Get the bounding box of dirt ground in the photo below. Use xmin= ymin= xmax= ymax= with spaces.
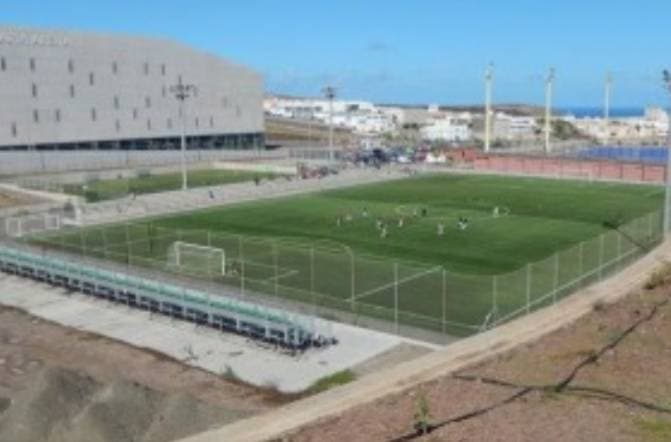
xmin=0 ymin=191 xmax=31 ymax=209
xmin=0 ymin=305 xmax=285 ymax=442
xmin=284 ymin=278 xmax=671 ymax=442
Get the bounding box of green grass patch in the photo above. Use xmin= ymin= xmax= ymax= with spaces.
xmin=63 ymin=169 xmax=280 ymax=202
xmin=305 ymin=370 xmax=356 ymax=394
xmin=634 ymin=417 xmax=671 ymax=442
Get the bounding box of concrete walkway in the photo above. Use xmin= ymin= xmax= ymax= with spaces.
xmin=178 ymin=239 xmax=671 ymax=442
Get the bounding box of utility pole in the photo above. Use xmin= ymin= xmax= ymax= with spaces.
xmin=663 ymin=70 xmax=671 ymax=235
xmin=322 ymin=86 xmax=336 ymax=162
xmin=170 ymin=78 xmax=198 ymax=191
xmin=604 ymin=72 xmax=612 ymax=142
xmin=604 ymin=72 xmax=612 ymax=122
xmin=484 ymin=63 xmax=494 ymax=153
xmin=544 ymin=68 xmax=555 ymax=154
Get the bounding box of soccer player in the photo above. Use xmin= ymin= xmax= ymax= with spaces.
xmin=362 ymin=207 xmax=369 ymax=218
xmin=493 ymin=206 xmax=499 ymax=218
xmin=336 ymin=216 xmax=342 ymax=227
xmin=398 ymin=217 xmax=405 ymax=228
xmin=380 ymin=225 xmax=388 ymax=239
xmin=437 ymin=222 xmax=445 ymax=236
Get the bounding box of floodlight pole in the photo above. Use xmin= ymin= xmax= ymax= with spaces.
xmin=663 ymin=70 xmax=671 ymax=235
xmin=484 ymin=63 xmax=494 ymax=153
xmin=170 ymin=78 xmax=198 ymax=191
xmin=322 ymin=86 xmax=336 ymax=162
xmin=604 ymin=72 xmax=612 ymax=143
xmin=544 ymin=68 xmax=555 ymax=154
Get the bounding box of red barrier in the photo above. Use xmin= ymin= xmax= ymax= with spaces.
xmin=472 ymin=154 xmax=666 ymax=184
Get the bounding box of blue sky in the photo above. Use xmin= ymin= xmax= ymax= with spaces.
xmin=3 ymin=0 xmax=670 ymax=107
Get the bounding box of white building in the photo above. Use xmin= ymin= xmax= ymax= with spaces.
xmin=420 ymin=118 xmax=471 ymax=142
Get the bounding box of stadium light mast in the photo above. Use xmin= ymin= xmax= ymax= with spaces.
xmin=604 ymin=72 xmax=612 ymax=122
xmin=604 ymin=72 xmax=613 ymax=142
xmin=170 ymin=78 xmax=198 ymax=191
xmin=663 ymin=69 xmax=671 ymax=235
xmin=544 ymin=68 xmax=555 ymax=154
xmin=322 ymin=86 xmax=337 ymax=162
xmin=484 ymin=63 xmax=494 ymax=153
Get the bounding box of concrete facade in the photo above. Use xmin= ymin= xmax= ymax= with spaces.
xmin=0 ymin=25 xmax=264 ymax=150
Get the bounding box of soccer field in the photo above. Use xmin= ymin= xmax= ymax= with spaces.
xmin=34 ymin=173 xmax=665 ymax=336
xmin=63 ymin=169 xmax=280 ymax=202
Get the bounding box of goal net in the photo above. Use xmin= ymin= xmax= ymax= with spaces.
xmin=4 ymin=213 xmax=61 ymax=238
xmin=167 ymin=241 xmax=226 ymax=277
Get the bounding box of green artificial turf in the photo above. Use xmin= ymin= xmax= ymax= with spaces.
xmin=63 ymin=169 xmax=279 ymax=202
xmin=39 ymin=173 xmax=664 ymax=335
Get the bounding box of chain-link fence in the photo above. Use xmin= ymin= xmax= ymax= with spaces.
xmin=1 ymin=208 xmax=664 ymax=343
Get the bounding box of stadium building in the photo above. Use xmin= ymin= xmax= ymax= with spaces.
xmin=0 ymin=25 xmax=264 ymax=151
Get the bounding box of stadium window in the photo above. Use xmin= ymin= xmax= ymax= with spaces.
xmin=31 ymin=83 xmax=37 ymax=98
xmin=112 ymin=61 xmax=118 ymax=75
xmin=209 ymin=116 xmax=214 ymax=128
xmin=29 ymin=58 xmax=35 ymax=72
xmin=147 ymin=118 xmax=152 ymax=130
xmin=89 ymin=72 xmax=94 ymax=86
xmin=114 ymin=95 xmax=120 ymax=110
xmin=143 ymin=62 xmax=149 ymax=75
xmin=69 ymin=84 xmax=75 ymax=98
xmin=178 ymin=74 xmax=182 ymax=84
xmin=32 ymin=109 xmax=39 ymax=124
xmin=161 ymin=64 xmax=166 ymax=76
xmin=1 ymin=57 xmax=6 ymax=71
xmin=68 ymin=59 xmax=74 ymax=73
xmin=178 ymin=107 xmax=183 ymax=118
xmin=133 ymin=108 xmax=138 ymax=120
xmin=167 ymin=118 xmax=172 ymax=129
xmin=145 ymin=96 xmax=151 ymax=108
xmin=10 ymin=122 xmax=17 ymax=137
xmin=55 ymin=109 xmax=61 ymax=123
xmin=115 ymin=119 xmax=121 ymax=132
xmin=162 ymin=86 xmax=166 ymax=98
xmin=91 ymin=108 xmax=97 ymax=122
xmin=195 ymin=117 xmax=199 ymax=128
xmin=236 ymin=105 xmax=242 ymax=118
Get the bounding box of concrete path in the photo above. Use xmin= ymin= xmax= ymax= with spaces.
xmin=178 ymin=239 xmax=671 ymax=442
xmin=0 ymin=273 xmax=439 ymax=393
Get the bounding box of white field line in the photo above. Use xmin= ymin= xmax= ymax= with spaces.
xmin=352 ymin=265 xmax=443 ymax=302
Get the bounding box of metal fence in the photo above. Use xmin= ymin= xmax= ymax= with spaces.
xmin=6 ymin=207 xmax=663 ymax=344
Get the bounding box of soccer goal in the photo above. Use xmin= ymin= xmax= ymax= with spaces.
xmin=167 ymin=241 xmax=226 ymax=277
xmin=4 ymin=213 xmax=61 ymax=238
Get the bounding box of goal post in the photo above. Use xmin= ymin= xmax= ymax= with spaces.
xmin=167 ymin=241 xmax=226 ymax=277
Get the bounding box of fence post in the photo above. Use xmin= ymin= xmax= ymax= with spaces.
xmin=578 ymin=241 xmax=584 ymax=285
xmin=442 ymin=269 xmax=447 ymax=335
xmin=80 ymin=228 xmax=86 ymax=257
xmin=310 ymin=247 xmax=315 ymax=312
xmin=492 ymin=275 xmax=498 ymax=324
xmin=273 ymin=240 xmax=279 ymax=297
xmin=648 ymin=212 xmax=654 ymax=242
xmin=350 ymin=250 xmax=356 ymax=312
xmin=101 ymin=228 xmax=108 ymax=259
xmin=617 ymin=230 xmax=623 ymax=267
xmin=525 ymin=263 xmax=532 ymax=315
xmin=239 ymin=235 xmax=245 ymax=296
xmin=394 ymin=262 xmax=399 ymax=334
xmin=553 ymin=252 xmax=559 ymax=303
xmin=207 ymin=230 xmax=212 ymax=247
xmin=598 ymin=234 xmax=605 ymax=281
